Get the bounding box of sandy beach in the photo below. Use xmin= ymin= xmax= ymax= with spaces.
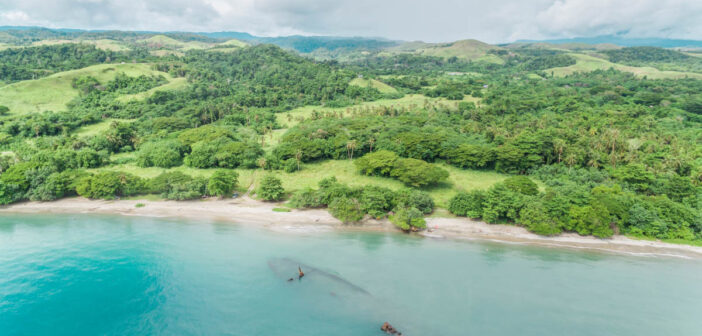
xmin=2 ymin=196 xmax=701 ymax=259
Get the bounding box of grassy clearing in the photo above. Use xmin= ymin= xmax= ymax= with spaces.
xmin=96 ymin=159 xmax=507 ymax=209
xmin=273 ymin=160 xmax=507 ymax=208
xmin=276 ymin=94 xmax=452 ymax=129
xmin=74 ymin=118 xmax=136 ymax=138
xmin=137 ymin=35 xmax=211 ymax=51
xmin=85 ymin=39 xmax=130 ymax=52
xmin=0 ymin=63 xmax=170 ymax=116
xmin=117 ymin=77 xmax=188 ymax=102
xmin=547 ymin=53 xmax=702 ymax=79
xmin=217 ymin=39 xmax=249 ymax=48
xmin=387 ymin=39 xmax=505 ymax=64
xmin=349 ymin=78 xmax=398 ymax=93
xmin=30 ymin=39 xmax=74 ymax=46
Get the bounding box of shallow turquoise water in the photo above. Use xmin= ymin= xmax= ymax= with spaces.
xmin=1 ymin=214 xmax=701 ymax=335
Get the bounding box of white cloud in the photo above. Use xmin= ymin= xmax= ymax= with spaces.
xmin=0 ymin=0 xmax=700 ymax=43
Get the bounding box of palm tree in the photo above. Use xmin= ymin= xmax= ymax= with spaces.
xmin=346 ymin=140 xmax=357 ymax=160
xmin=553 ymin=139 xmax=566 ymax=164
xmin=565 ymin=153 xmax=577 ymax=171
xmin=295 ymin=149 xmax=303 ymax=171
xmin=368 ymin=138 xmax=376 ymax=152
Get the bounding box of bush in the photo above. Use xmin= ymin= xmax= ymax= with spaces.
xmin=354 ymin=150 xmax=398 ymax=176
xmin=186 ymin=138 xmax=262 ymax=169
xmin=566 ymin=202 xmax=614 ymax=238
xmin=390 ymin=158 xmax=448 ymax=187
xmin=328 ymin=197 xmax=364 ymax=223
xmin=481 ymin=183 xmax=527 ymax=223
xmin=135 ymin=140 xmax=187 ymax=168
xmin=448 ymin=190 xmax=486 ymax=218
xmin=289 ymin=188 xmax=324 ymax=208
xmin=390 ymin=207 xmax=426 ymax=231
xmin=257 ymin=175 xmax=285 ymax=201
xmin=359 ymin=186 xmax=396 ymax=218
xmin=519 ymin=202 xmax=562 ymax=236
xmin=165 ymin=178 xmax=207 ymax=200
xmin=394 ymin=189 xmax=434 ymax=214
xmin=207 ymin=170 xmax=238 ymax=198
xmin=76 ymin=171 xmax=145 ymax=199
xmin=147 ymin=171 xmax=206 ymax=200
xmin=503 ymin=176 xmax=539 ymax=196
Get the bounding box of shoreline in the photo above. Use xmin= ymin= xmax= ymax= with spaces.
xmin=2 ymin=197 xmax=702 ymax=259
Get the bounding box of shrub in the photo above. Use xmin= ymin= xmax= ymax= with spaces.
xmin=257 ymin=175 xmax=285 ymax=201
xmin=135 ymin=140 xmax=187 ymax=168
xmin=390 ymin=207 xmax=426 ymax=231
xmin=354 ymin=150 xmax=398 ymax=176
xmin=359 ymin=186 xmax=396 ymax=218
xmin=164 ymin=178 xmax=207 ymax=200
xmin=76 ymin=171 xmax=145 ymax=199
xmin=289 ymin=188 xmax=324 ymax=208
xmin=503 ymin=176 xmax=539 ymax=196
xmin=448 ymin=190 xmax=487 ymax=218
xmin=186 ymin=138 xmax=262 ymax=169
xmin=519 ymin=202 xmax=562 ymax=236
xmin=147 ymin=171 xmax=206 ymax=200
xmin=481 ymin=183 xmax=528 ymax=223
xmin=328 ymin=197 xmax=364 ymax=223
xmin=390 ymin=158 xmax=448 ymax=187
xmin=394 ymin=189 xmax=434 ymax=214
xmin=207 ymin=170 xmax=239 ymax=198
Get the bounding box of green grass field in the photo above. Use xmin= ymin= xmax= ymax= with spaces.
xmin=74 ymin=118 xmax=136 ymax=138
xmin=0 ymin=63 xmax=176 ymax=115
xmin=96 ymin=159 xmax=507 ymax=208
xmin=137 ymin=35 xmax=211 ymax=51
xmin=384 ymin=39 xmax=504 ymax=64
xmin=217 ymin=39 xmax=249 ymax=48
xmin=547 ymin=53 xmax=702 ymax=79
xmin=349 ymin=77 xmax=398 ymax=93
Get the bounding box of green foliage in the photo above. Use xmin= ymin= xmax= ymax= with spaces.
xmin=76 ymin=171 xmax=145 ymax=200
xmin=481 ymin=183 xmax=528 ymax=223
xmin=503 ymin=176 xmax=539 ymax=196
xmin=390 ymin=207 xmax=426 ymax=231
xmin=207 ymin=170 xmax=239 ymax=198
xmin=518 ymin=202 xmax=562 ymax=236
xmin=359 ymin=185 xmax=396 ymax=218
xmin=567 ymin=202 xmax=615 ymax=238
xmin=289 ymin=188 xmax=325 ymax=208
xmin=147 ymin=171 xmax=207 ymax=200
xmin=354 ymin=150 xmax=398 ymax=176
xmin=390 ymin=158 xmax=449 ymax=187
xmin=257 ymin=175 xmax=285 ymax=201
xmin=135 ymin=140 xmax=187 ymax=168
xmin=394 ymin=189 xmax=435 ymax=214
xmin=448 ymin=190 xmax=486 ymax=218
xmin=328 ymin=197 xmax=364 ymax=223
xmin=185 ymin=138 xmax=262 ymax=169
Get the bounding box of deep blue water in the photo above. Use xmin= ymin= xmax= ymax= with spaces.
xmin=1 ymin=214 xmax=701 ymax=335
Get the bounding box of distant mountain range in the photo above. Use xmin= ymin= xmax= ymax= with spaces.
xmin=515 ymin=35 xmax=702 ymax=49
xmin=2 ymin=26 xmax=701 ymax=53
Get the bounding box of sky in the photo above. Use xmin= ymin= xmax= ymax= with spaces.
xmin=1 ymin=0 xmax=701 ymax=43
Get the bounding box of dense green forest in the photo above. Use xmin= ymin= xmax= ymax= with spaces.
xmin=0 ymin=31 xmax=700 ymax=244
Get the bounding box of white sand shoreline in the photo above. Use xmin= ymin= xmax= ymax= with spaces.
xmin=1 ymin=197 xmax=701 ymax=259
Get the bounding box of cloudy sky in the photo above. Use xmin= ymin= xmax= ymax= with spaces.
xmin=1 ymin=0 xmax=701 ymax=43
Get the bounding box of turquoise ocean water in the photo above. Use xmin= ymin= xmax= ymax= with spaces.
xmin=1 ymin=214 xmax=700 ymax=335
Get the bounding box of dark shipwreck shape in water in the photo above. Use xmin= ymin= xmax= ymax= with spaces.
xmin=267 ymin=257 xmax=371 ymax=296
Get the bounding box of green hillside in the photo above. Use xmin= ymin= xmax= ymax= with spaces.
xmin=0 ymin=63 xmax=172 ymax=115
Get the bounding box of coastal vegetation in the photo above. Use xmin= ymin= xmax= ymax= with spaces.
xmin=0 ymin=29 xmax=700 ymax=245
